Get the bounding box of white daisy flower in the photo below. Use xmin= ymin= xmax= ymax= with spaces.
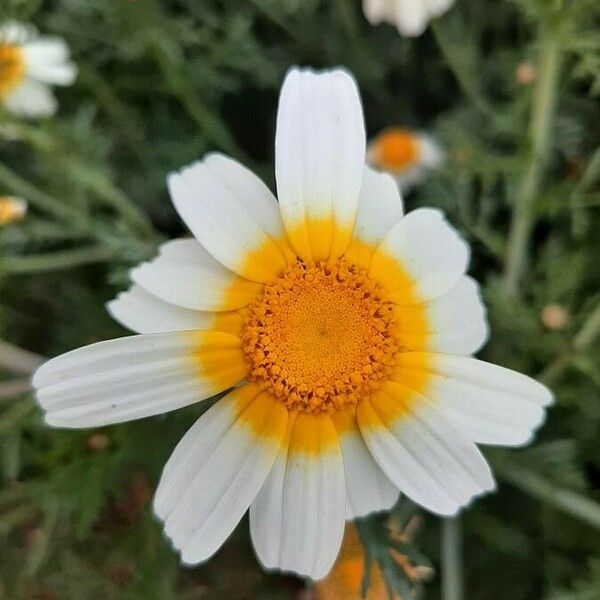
xmin=363 ymin=0 xmax=455 ymax=37
xmin=32 ymin=67 xmax=552 ymax=581
xmin=0 ymin=21 xmax=76 ymax=118
xmin=367 ymin=127 xmax=444 ymax=192
xmin=0 ymin=195 xmax=27 ymax=224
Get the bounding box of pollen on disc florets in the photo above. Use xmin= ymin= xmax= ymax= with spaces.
xmin=241 ymin=259 xmax=399 ymax=415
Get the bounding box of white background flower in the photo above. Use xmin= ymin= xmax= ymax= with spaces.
xmin=363 ymin=0 xmax=456 ymax=37
xmin=0 ymin=21 xmax=76 ymax=117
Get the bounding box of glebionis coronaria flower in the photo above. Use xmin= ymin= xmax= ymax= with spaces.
xmin=33 ymin=67 xmax=552 ymax=581
xmin=0 ymin=21 xmax=76 ymax=117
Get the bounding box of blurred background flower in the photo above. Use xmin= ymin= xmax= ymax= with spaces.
xmin=363 ymin=0 xmax=455 ymax=36
xmin=0 ymin=21 xmax=76 ymax=117
xmin=0 ymin=194 xmax=26 ymax=224
xmin=367 ymin=127 xmax=444 ymax=192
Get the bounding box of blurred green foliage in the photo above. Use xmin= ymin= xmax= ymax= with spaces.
xmin=0 ymin=0 xmax=599 ymax=598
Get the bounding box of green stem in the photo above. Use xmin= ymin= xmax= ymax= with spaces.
xmin=430 ymin=20 xmax=492 ymax=116
xmin=503 ymin=35 xmax=561 ymax=298
xmin=76 ymin=62 xmax=152 ymax=167
xmin=0 ymin=341 xmax=44 ymax=375
xmin=0 ymin=245 xmax=114 ymax=275
xmin=0 ymin=380 xmax=31 ymax=399
xmin=539 ymin=300 xmax=600 ymax=385
xmin=152 ymin=47 xmax=246 ymax=160
xmin=0 ymin=161 xmax=86 ymax=227
xmin=441 ymin=517 xmax=463 ymax=600
xmin=494 ymin=460 xmax=600 ymax=530
xmin=2 ymin=121 xmax=156 ymax=239
xmin=0 ymin=401 xmax=34 ymax=434
xmin=68 ymin=161 xmax=156 ymax=239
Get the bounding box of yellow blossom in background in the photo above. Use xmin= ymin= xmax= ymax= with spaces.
xmin=0 ymin=21 xmax=76 ymax=117
xmin=0 ymin=195 xmax=27 ymax=225
xmin=367 ymin=127 xmax=444 ymax=192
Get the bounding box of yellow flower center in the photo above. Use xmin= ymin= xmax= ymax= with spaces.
xmin=373 ymin=128 xmax=420 ymax=172
xmin=241 ymin=259 xmax=399 ymax=414
xmin=0 ymin=44 xmax=25 ymax=97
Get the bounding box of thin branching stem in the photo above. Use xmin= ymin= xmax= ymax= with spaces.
xmin=0 ymin=245 xmax=114 ymax=275
xmin=0 ymin=161 xmax=86 ymax=226
xmin=442 ymin=517 xmax=463 ymax=600
xmin=540 ymin=300 xmax=600 ymax=385
xmin=503 ymin=32 xmax=562 ymax=298
xmin=430 ymin=19 xmax=493 ymax=116
xmin=0 ymin=379 xmax=32 ymax=400
xmin=2 ymin=122 xmax=156 ymax=239
xmin=0 ymin=341 xmax=44 ymax=375
xmin=152 ymin=46 xmax=248 ymax=161
xmin=494 ymin=460 xmax=600 ymax=530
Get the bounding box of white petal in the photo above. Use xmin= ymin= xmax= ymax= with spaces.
xmin=275 ymin=67 xmax=366 ymax=261
xmin=394 ymin=352 xmax=553 ymax=446
xmin=27 ymin=62 xmax=76 ymax=86
xmin=0 ymin=21 xmax=35 ymax=45
xmin=156 ymin=386 xmax=288 ymax=564
xmin=363 ymin=0 xmax=396 ymax=24
xmin=358 ymin=384 xmax=495 ymax=516
xmin=168 ymin=153 xmax=288 ymax=282
xmin=393 ymin=0 xmax=430 ymax=36
xmin=23 ymin=38 xmax=69 ymax=63
xmin=250 ymin=412 xmax=345 ymax=580
xmin=393 ymin=276 xmax=488 ymax=355
xmin=417 ymin=133 xmax=445 ymax=169
xmin=425 ymin=276 xmax=488 ymax=354
xmin=107 ymin=285 xmax=215 ymax=334
xmin=155 ymin=238 xmax=209 ymax=263
xmin=371 ymin=208 xmax=470 ymax=303
xmin=3 ymin=79 xmax=57 ymax=118
xmin=392 ymin=165 xmax=427 ymax=193
xmin=354 ymin=166 xmax=404 ymax=247
xmin=33 ymin=331 xmax=248 ymax=428
xmin=130 ymin=239 xmax=262 ymax=311
xmin=423 ymin=0 xmax=455 ymax=17
xmin=23 ymin=38 xmax=76 ymax=85
xmin=332 ymin=413 xmax=400 ymax=520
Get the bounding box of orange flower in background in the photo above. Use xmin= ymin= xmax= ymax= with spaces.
xmin=0 ymin=195 xmax=27 ymax=225
xmin=367 ymin=128 xmax=444 ymax=192
xmin=314 ymin=520 xmax=432 ymax=599
xmin=314 ymin=524 xmax=398 ymax=600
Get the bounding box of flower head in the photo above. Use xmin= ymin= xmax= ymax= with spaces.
xmin=0 ymin=195 xmax=27 ymax=224
xmin=0 ymin=21 xmax=76 ymax=118
xmin=33 ymin=67 xmax=552 ymax=581
xmin=367 ymin=127 xmax=444 ymax=192
xmin=363 ymin=0 xmax=455 ymax=37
